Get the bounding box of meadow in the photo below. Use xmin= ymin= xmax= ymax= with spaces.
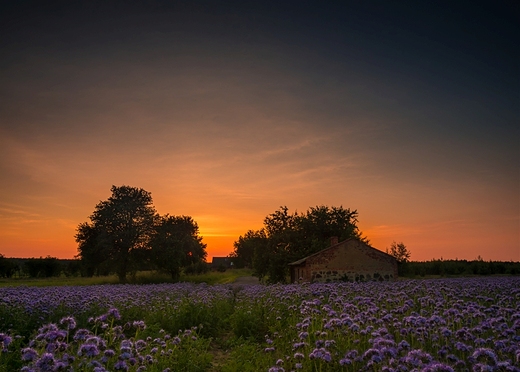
xmin=0 ymin=277 xmax=518 ymax=371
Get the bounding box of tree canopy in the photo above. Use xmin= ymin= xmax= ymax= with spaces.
xmin=386 ymin=241 xmax=411 ymax=263
xmin=232 ymin=205 xmax=367 ymax=283
xmin=76 ymin=185 xmax=206 ymax=282
xmin=150 ymin=215 xmax=207 ymax=280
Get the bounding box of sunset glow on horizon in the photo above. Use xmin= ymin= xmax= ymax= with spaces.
xmin=1 ymin=1 xmax=518 ymax=262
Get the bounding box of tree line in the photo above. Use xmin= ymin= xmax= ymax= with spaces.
xmin=0 ymin=255 xmax=81 ymax=278
xmin=400 ymin=258 xmax=520 ymax=277
xmin=75 ymin=185 xmax=207 ymax=282
xmin=230 ymin=205 xmax=368 ymax=283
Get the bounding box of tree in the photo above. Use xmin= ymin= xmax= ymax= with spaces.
xmin=76 ymin=222 xmax=111 ymax=277
xmin=150 ymin=215 xmax=207 ymax=281
xmin=230 ymin=229 xmax=267 ymax=268
xmin=76 ymin=185 xmax=157 ymax=282
xmin=237 ymin=205 xmax=367 ymax=283
xmin=0 ymin=254 xmax=17 ymax=278
xmin=386 ymin=241 xmax=411 ymax=263
xmin=23 ymin=256 xmax=62 ymax=278
xmin=386 ymin=241 xmax=411 ymax=277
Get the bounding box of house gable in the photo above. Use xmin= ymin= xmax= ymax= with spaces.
xmin=289 ymin=238 xmax=398 ymax=283
xmin=210 ymin=257 xmax=234 ymax=269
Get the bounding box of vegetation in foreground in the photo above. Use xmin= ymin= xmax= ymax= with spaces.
xmin=1 ymin=277 xmax=519 ymax=371
xmin=0 ymin=269 xmax=254 ymax=288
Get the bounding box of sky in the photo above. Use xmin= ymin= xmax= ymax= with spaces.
xmin=0 ymin=1 xmax=518 ymax=262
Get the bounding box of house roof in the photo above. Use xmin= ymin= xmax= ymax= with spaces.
xmin=288 ymin=238 xmax=396 ymax=266
xmin=210 ymin=257 xmax=234 ymax=266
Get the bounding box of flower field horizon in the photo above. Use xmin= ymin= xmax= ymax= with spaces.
xmin=1 ymin=277 xmax=519 ymax=371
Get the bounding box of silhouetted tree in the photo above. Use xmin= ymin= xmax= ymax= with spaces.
xmin=238 ymin=205 xmax=367 ymax=283
xmin=231 ymin=229 xmax=267 ymax=268
xmin=76 ymin=222 xmax=111 ymax=276
xmin=0 ymin=254 xmax=17 ymax=278
xmin=386 ymin=241 xmax=411 ymax=276
xmin=386 ymin=241 xmax=411 ymax=263
xmin=76 ymin=185 xmax=157 ymax=282
xmin=23 ymin=256 xmax=62 ymax=278
xmin=150 ymin=215 xmax=207 ymax=281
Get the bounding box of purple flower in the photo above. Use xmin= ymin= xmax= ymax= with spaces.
xmin=21 ymin=347 xmax=38 ymax=362
xmin=133 ymin=320 xmax=146 ymax=330
xmin=114 ymin=360 xmax=129 ymax=371
xmin=309 ymin=347 xmax=332 ymax=362
xmin=78 ymin=343 xmax=100 ymax=357
xmin=107 ymin=308 xmax=121 ymax=320
xmin=73 ymin=329 xmax=91 ymax=341
xmin=36 ymin=353 xmax=55 ymax=371
xmin=363 ymin=348 xmax=383 ymax=363
xmin=404 ymin=349 xmax=433 ymax=367
xmin=455 ymin=342 xmax=472 ymax=352
xmin=471 ymin=348 xmax=498 ymax=365
xmin=44 ymin=330 xmax=67 ymax=342
xmin=135 ymin=339 xmax=147 ymax=351
xmin=0 ymin=333 xmax=12 ymax=351
xmin=59 ymin=316 xmax=77 ymax=330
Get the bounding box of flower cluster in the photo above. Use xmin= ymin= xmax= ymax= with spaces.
xmin=1 ymin=277 xmax=519 ymax=371
xmin=246 ymin=277 xmax=520 ymax=371
xmin=19 ymin=309 xmax=210 ymax=372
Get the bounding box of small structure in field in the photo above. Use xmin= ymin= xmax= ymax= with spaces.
xmin=210 ymin=257 xmax=234 ymax=271
xmin=289 ymin=237 xmax=398 ymax=283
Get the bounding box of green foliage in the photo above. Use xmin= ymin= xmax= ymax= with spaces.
xmin=219 ymin=341 xmax=271 ymax=372
xmin=386 ymin=241 xmax=411 ymax=276
xmin=150 ymin=215 xmax=207 ymax=281
xmin=230 ymin=229 xmax=267 ymax=268
xmin=181 ymin=268 xmax=254 ymax=285
xmin=230 ymin=303 xmax=270 ymax=342
xmin=75 ymin=186 xmax=209 ymax=283
xmin=0 ymin=255 xmax=17 ymax=278
xmin=236 ymin=205 xmax=367 ymax=283
xmin=386 ymin=241 xmax=411 ymax=263
xmin=76 ymin=185 xmax=158 ymax=282
xmin=403 ymin=259 xmax=520 ymax=277
xmin=22 ymin=256 xmax=62 ymax=278
xmin=184 ymin=261 xmax=210 ymax=275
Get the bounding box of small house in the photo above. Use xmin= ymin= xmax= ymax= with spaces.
xmin=289 ymin=238 xmax=398 ymax=283
xmin=210 ymin=257 xmax=234 ymax=270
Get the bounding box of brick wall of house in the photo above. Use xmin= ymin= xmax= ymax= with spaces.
xmin=291 ymin=239 xmax=397 ymax=283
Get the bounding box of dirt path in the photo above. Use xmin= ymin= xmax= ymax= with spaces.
xmin=209 ymin=276 xmax=262 ymax=371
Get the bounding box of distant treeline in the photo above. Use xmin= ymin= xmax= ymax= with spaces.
xmin=1 ymin=254 xmax=519 ymax=279
xmin=400 ymin=259 xmax=520 ymax=277
xmin=0 ymin=255 xmax=82 ymax=278
xmin=0 ymin=254 xmax=209 ymax=279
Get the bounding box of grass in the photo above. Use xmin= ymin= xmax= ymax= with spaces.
xmin=0 ymin=268 xmax=255 ymax=287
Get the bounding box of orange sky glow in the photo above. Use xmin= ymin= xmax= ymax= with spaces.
xmin=0 ymin=2 xmax=518 ymax=262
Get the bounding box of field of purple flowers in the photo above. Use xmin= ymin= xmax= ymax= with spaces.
xmin=0 ymin=277 xmax=519 ymax=371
